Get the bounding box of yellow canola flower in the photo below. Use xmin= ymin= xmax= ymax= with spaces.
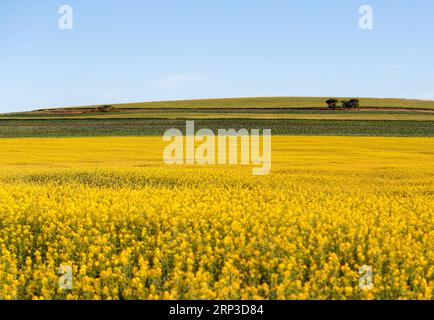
xmin=0 ymin=136 xmax=432 ymax=300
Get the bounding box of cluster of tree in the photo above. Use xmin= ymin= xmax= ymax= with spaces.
xmin=326 ymin=99 xmax=360 ymax=110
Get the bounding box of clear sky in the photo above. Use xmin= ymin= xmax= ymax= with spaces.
xmin=1 ymin=0 xmax=433 ymax=112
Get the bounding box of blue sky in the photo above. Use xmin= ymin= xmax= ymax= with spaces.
xmin=1 ymin=0 xmax=433 ymax=112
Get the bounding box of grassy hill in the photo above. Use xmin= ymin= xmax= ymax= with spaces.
xmin=23 ymin=97 xmax=434 ymax=113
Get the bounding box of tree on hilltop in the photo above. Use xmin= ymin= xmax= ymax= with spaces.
xmin=326 ymin=99 xmax=339 ymax=109
xmin=348 ymin=99 xmax=360 ymax=109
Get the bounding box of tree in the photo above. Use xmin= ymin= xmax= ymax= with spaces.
xmin=341 ymin=100 xmax=350 ymax=109
xmin=326 ymin=99 xmax=339 ymax=109
xmin=348 ymin=99 xmax=360 ymax=109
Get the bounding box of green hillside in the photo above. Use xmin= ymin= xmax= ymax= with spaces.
xmin=27 ymin=97 xmax=434 ymax=113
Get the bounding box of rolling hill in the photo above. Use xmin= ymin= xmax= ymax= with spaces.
xmin=12 ymin=96 xmax=434 ymax=115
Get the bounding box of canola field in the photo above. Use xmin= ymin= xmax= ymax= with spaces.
xmin=0 ymin=136 xmax=433 ymax=300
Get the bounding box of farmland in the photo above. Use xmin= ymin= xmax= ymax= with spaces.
xmin=3 ymin=109 xmax=434 ymax=121
xmin=1 ymin=97 xmax=433 ymax=138
xmin=0 ymin=136 xmax=433 ymax=300
xmin=0 ymin=97 xmax=433 ymax=300
xmin=0 ymin=118 xmax=432 ymax=138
